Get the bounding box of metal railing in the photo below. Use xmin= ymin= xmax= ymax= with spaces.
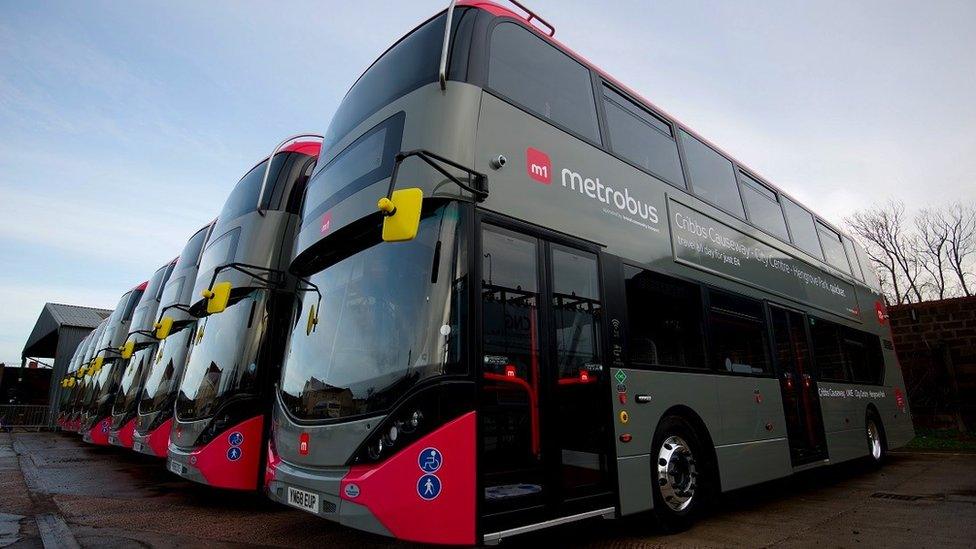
xmin=0 ymin=405 xmax=52 ymax=431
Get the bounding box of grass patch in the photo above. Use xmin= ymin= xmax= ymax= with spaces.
xmin=905 ymin=428 xmax=976 ymax=451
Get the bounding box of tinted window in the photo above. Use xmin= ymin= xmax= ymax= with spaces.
xmin=680 ymin=131 xmax=744 ymax=218
xmin=810 ymin=316 xmax=848 ymax=381
xmin=782 ymin=197 xmax=824 ymax=259
xmin=551 ymin=246 xmax=602 ymax=380
xmin=817 ymin=222 xmax=851 ymax=275
xmin=855 ymin=245 xmax=882 ymax=291
xmin=302 ymin=113 xmax=404 ymax=231
xmin=602 ymin=86 xmax=684 ymax=187
xmin=843 ymin=236 xmax=864 ymax=281
xmin=707 ymin=290 xmax=770 ymax=374
xmin=217 ymin=155 xmax=286 ymax=224
xmin=739 ymin=172 xmax=789 ymax=240
xmin=323 ymin=13 xmax=446 ymax=152
xmin=624 ymin=267 xmax=706 ymax=369
xmin=175 ymin=225 xmax=211 ymax=273
xmin=489 ymin=22 xmax=601 ymax=143
xmin=843 ymin=328 xmax=884 ymax=384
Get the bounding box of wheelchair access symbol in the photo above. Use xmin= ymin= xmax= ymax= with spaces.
xmin=418 ymin=447 xmax=442 ymax=473
xmin=228 ymin=431 xmax=244 ymax=446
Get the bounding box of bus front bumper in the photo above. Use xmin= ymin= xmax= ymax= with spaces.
xmin=82 ymin=417 xmax=111 ymax=446
xmin=132 ymin=418 xmax=172 ymax=457
xmin=166 ymin=415 xmax=263 ymax=490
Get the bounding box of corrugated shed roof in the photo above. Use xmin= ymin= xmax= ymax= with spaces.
xmin=22 ymin=303 xmax=113 ymax=358
xmin=45 ymin=303 xmax=112 ymax=329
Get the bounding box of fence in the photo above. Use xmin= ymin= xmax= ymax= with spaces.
xmin=0 ymin=405 xmax=52 ymax=431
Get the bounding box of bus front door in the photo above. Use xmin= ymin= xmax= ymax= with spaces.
xmin=478 ymin=222 xmax=614 ymax=532
xmin=770 ymin=306 xmax=828 ymax=465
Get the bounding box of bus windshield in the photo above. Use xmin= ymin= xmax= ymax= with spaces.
xmin=175 ymin=290 xmax=268 ymax=421
xmin=90 ymin=359 xmax=120 ymax=410
xmin=112 ymin=346 xmax=154 ymax=418
xmin=280 ymin=203 xmax=466 ymax=421
xmin=140 ymin=322 xmax=195 ymax=415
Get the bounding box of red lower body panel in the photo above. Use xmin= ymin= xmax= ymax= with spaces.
xmin=85 ymin=417 xmax=111 ymax=446
xmin=115 ymin=418 xmax=136 ymax=448
xmin=185 ymin=415 xmax=263 ymax=490
xmin=141 ymin=418 xmax=172 ymax=457
xmin=339 ymin=411 xmax=476 ymax=545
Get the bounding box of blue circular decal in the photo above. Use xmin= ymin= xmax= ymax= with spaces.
xmin=228 ymin=431 xmax=244 ymax=446
xmin=417 ymin=474 xmax=441 ymax=501
xmin=418 ymin=447 xmax=443 ymax=473
xmin=227 ymin=446 xmax=242 ymax=461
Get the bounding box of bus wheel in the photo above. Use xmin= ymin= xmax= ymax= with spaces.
xmin=651 ymin=416 xmax=705 ymax=532
xmin=866 ymin=412 xmax=886 ymax=467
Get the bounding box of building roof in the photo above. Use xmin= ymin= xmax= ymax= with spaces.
xmin=22 ymin=303 xmax=113 ymax=358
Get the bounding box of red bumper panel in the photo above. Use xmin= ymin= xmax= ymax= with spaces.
xmin=86 ymin=417 xmax=111 ymax=446
xmin=185 ymin=415 xmax=263 ymax=490
xmin=340 ymin=411 xmax=476 ymax=545
xmin=115 ymin=418 xmax=137 ymax=448
xmin=142 ymin=418 xmax=172 ymax=457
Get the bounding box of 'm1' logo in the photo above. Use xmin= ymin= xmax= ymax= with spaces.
xmin=299 ymin=432 xmax=309 ymax=455
xmin=526 ymin=147 xmax=551 ymax=184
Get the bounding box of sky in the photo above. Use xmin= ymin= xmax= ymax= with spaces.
xmin=1 ymin=0 xmax=974 ymax=363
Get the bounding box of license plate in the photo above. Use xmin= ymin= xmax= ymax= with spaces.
xmin=132 ymin=441 xmax=143 ymax=452
xmin=169 ymin=461 xmax=185 ymax=475
xmin=287 ymin=486 xmax=319 ymax=513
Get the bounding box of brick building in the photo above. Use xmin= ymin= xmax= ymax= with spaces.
xmin=888 ymin=296 xmax=976 ymax=431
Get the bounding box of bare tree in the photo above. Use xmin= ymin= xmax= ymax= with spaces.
xmin=945 ymin=203 xmax=976 ymax=296
xmin=846 ymin=201 xmax=924 ymax=304
xmin=916 ymin=208 xmax=951 ymax=299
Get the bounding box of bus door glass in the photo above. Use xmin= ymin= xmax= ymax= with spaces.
xmin=479 ymin=223 xmax=611 ymax=524
xmin=769 ymin=306 xmax=827 ymax=464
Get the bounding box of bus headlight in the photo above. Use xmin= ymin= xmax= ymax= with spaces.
xmin=367 ymin=437 xmax=385 ymax=461
xmin=402 ymin=410 xmax=423 ymax=434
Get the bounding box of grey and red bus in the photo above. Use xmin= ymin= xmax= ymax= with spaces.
xmin=266 ymin=1 xmax=912 ymax=544
xmin=108 ymin=258 xmax=177 ymax=448
xmin=166 ymin=138 xmax=321 ymax=490
xmin=132 ymin=221 xmax=215 ymax=458
xmin=64 ymin=318 xmax=109 ymax=432
xmin=81 ymin=282 xmax=146 ymax=445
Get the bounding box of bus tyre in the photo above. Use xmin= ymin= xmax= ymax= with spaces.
xmin=651 ymin=416 xmax=707 ymax=533
xmin=866 ymin=412 xmax=886 ymax=467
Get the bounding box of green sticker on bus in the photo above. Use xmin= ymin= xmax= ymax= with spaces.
xmin=614 ymin=369 xmax=627 ymax=384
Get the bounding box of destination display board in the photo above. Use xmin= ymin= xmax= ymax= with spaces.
xmin=669 ymin=199 xmax=860 ymax=319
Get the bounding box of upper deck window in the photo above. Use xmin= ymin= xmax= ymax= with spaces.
xmin=602 ymin=85 xmax=684 ymax=187
xmin=217 ymin=156 xmax=283 ymax=225
xmin=781 ymin=196 xmax=824 ymax=260
xmin=739 ymin=172 xmax=789 ymax=241
xmin=488 ymin=22 xmax=601 ymax=144
xmin=322 ymin=13 xmax=447 ymax=153
xmin=816 ymin=221 xmax=852 ymax=275
xmin=680 ymin=131 xmax=745 ymax=218
xmin=842 ymin=236 xmax=864 ymax=281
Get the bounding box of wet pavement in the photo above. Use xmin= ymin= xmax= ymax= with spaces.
xmin=2 ymin=431 xmax=975 ymax=548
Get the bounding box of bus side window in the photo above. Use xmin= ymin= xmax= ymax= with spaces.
xmin=844 ymin=328 xmax=885 ymax=385
xmin=623 ymin=266 xmax=706 ymax=369
xmin=705 ymin=290 xmax=770 ymax=375
xmin=809 ymin=316 xmax=850 ymax=382
xmin=601 ymin=85 xmax=685 ymax=189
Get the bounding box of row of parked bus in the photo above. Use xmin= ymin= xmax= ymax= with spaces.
xmin=52 ymin=1 xmax=913 ymax=545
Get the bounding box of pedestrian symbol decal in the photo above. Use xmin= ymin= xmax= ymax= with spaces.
xmin=227 ymin=446 xmax=242 ymax=461
xmin=228 ymin=431 xmax=244 ymax=446
xmin=417 ymin=474 xmax=441 ymax=500
xmin=418 ymin=447 xmax=442 ymax=473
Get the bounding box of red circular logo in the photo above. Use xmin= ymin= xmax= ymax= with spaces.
xmin=874 ymin=301 xmax=888 ymax=325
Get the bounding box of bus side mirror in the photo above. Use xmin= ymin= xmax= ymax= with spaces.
xmin=202 ymin=281 xmax=232 ymax=314
xmin=378 ymin=188 xmax=424 ymax=242
xmin=120 ymin=339 xmax=135 ymax=359
xmin=92 ymin=356 xmax=104 ymax=372
xmin=155 ymin=316 xmax=174 ymax=340
xmin=306 ymin=304 xmax=318 ymax=336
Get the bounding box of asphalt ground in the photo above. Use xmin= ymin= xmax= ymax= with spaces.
xmin=1 ymin=431 xmax=974 ymax=548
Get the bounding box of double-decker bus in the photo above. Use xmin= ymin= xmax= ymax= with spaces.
xmin=65 ymin=319 xmax=108 ymax=432
xmin=82 ymin=282 xmax=146 ymax=445
xmin=133 ymin=221 xmax=215 ymax=458
xmin=166 ymin=138 xmax=321 ymax=490
xmin=108 ymin=258 xmax=177 ymax=448
xmin=266 ymin=2 xmax=913 ymax=544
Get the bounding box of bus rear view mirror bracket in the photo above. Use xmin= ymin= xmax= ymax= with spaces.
xmin=378 ymin=149 xmax=488 ymax=242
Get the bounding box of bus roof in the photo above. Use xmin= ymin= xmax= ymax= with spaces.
xmin=458 ymin=0 xmax=853 ymax=239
